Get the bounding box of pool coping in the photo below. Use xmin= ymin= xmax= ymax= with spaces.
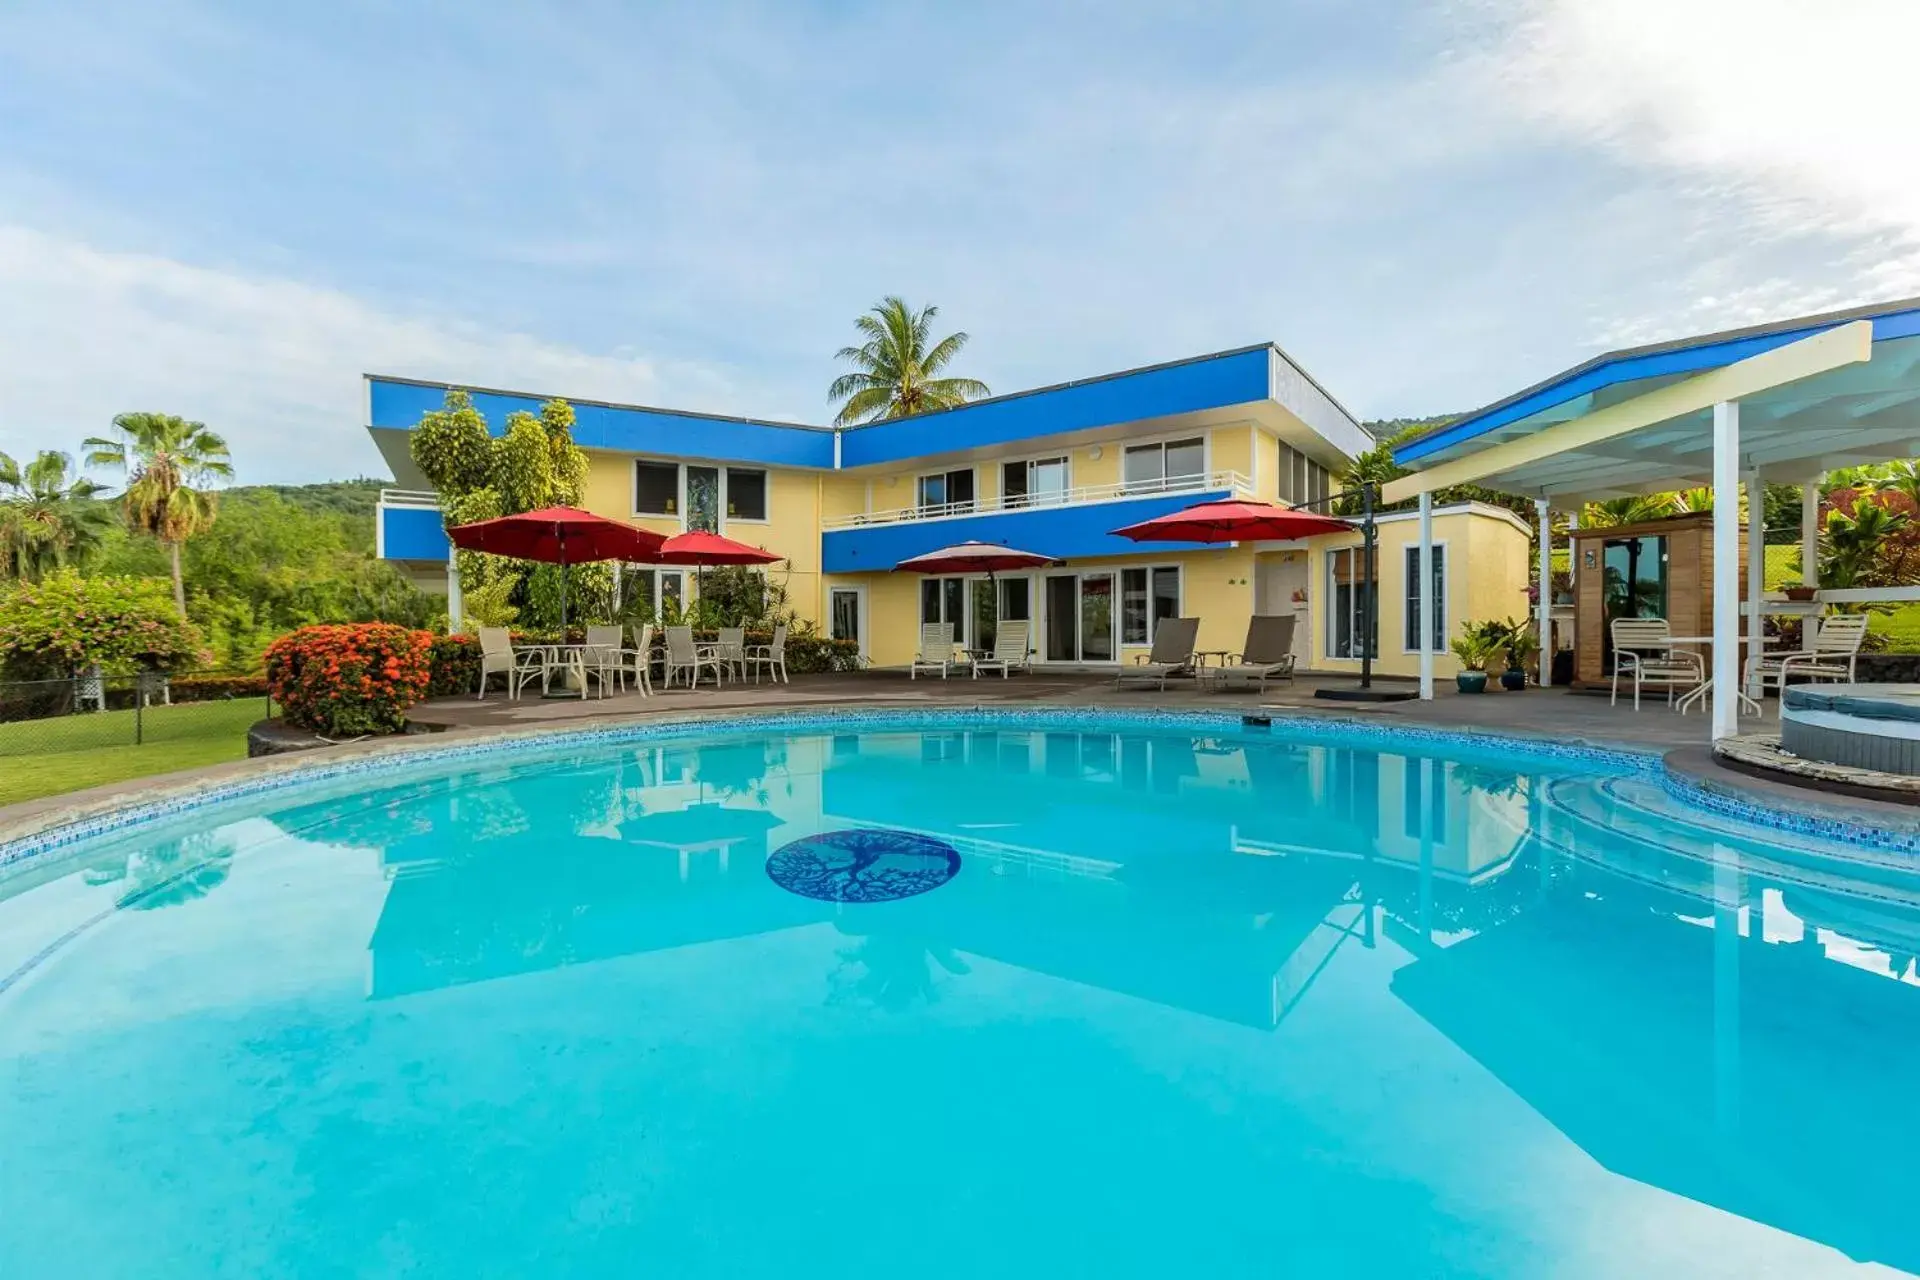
xmin=3 ymin=701 xmax=1915 ymax=871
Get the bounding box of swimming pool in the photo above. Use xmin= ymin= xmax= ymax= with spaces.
xmin=2 ymin=710 xmax=1916 ymax=1277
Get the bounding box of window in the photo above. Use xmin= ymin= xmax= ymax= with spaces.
xmin=1119 ymin=566 xmax=1183 ymax=644
xmin=686 ymin=465 xmax=720 ymax=532
xmin=1403 ymin=544 xmax=1447 ymax=652
xmin=920 ymin=576 xmax=969 ymax=646
xmin=635 ymin=461 xmax=678 ymax=515
xmin=726 ymin=468 xmax=767 ymax=521
xmin=1003 ymin=456 xmax=1068 ymax=508
xmin=620 ymin=565 xmax=689 ymax=622
xmin=1123 ymin=437 xmax=1206 ymax=493
xmin=999 ymin=576 xmax=1031 ymax=623
xmin=1326 ymin=547 xmax=1377 ymax=659
xmin=916 ymin=468 xmax=975 ymax=513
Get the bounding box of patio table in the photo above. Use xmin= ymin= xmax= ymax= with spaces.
xmin=1667 ymin=635 xmax=1774 ymax=716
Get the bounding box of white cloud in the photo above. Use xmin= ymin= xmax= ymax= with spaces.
xmin=0 ymin=226 xmax=745 ymax=483
xmin=1463 ymin=0 xmax=1920 ymax=340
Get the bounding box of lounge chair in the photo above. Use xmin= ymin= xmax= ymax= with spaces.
xmin=1746 ymin=612 xmax=1868 ymax=714
xmin=911 ymin=622 xmax=955 ymax=679
xmin=1209 ymin=615 xmax=1297 ymax=692
xmin=476 ymin=627 xmax=545 ymax=700
xmin=664 ymin=625 xmax=725 ymax=689
xmin=1116 ymin=616 xmax=1200 ymax=691
xmin=971 ymin=620 xmax=1032 ymax=679
xmin=744 ymin=624 xmax=789 ymax=684
xmin=1609 ymin=618 xmax=1703 ymax=710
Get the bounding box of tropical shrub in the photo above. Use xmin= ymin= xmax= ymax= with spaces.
xmin=427 ymin=633 xmax=483 ymax=697
xmin=265 ymin=623 xmax=433 ymax=736
xmin=0 ymin=570 xmax=207 ymax=681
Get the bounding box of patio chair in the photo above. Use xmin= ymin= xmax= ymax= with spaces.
xmin=1746 ymin=612 xmax=1868 ymax=714
xmin=1209 ymin=615 xmax=1297 ymax=693
xmin=1116 ymin=616 xmax=1201 ymax=691
xmin=626 ymin=623 xmax=656 ymax=696
xmin=582 ymin=625 xmax=628 ymax=698
xmin=1609 ymin=617 xmax=1704 ymax=710
xmin=663 ymin=625 xmax=725 ymax=689
xmin=715 ymin=627 xmax=747 ymax=682
xmin=971 ymin=620 xmax=1032 ymax=679
xmin=744 ymin=624 xmax=790 ymax=685
xmin=911 ymin=623 xmax=955 ymax=679
xmin=476 ymin=627 xmax=545 ymax=700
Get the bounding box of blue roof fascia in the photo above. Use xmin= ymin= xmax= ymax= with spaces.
xmin=1394 ymin=302 xmax=1920 ymax=468
xmin=838 ymin=346 xmax=1275 ymax=469
xmin=366 ymin=377 xmax=836 ymax=470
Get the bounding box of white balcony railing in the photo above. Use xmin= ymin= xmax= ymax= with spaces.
xmin=379 ymin=488 xmax=442 ymax=510
xmin=821 ymin=470 xmax=1252 ymax=531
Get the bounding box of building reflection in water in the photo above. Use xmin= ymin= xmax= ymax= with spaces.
xmin=283 ymin=724 xmax=1920 ymax=1269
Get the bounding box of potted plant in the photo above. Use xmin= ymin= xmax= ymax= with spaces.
xmin=1502 ymin=623 xmax=1540 ymax=690
xmin=1782 ymin=580 xmax=1817 ymax=602
xmin=1467 ymin=618 xmax=1513 ymax=684
xmin=1450 ymin=633 xmax=1493 ymax=693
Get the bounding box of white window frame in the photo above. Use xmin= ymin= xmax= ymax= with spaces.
xmin=998 ymin=450 xmax=1073 ymax=508
xmin=632 ymin=459 xmax=771 ymax=530
xmin=915 ymin=466 xmax=976 ymax=514
xmin=1038 ymin=568 xmax=1121 ymax=665
xmin=632 ymin=459 xmax=681 ymax=518
xmin=723 ymin=466 xmax=769 ymax=524
xmin=1120 ymin=429 xmax=1212 ymax=494
xmin=1119 ymin=564 xmax=1184 ymax=646
xmin=1403 ymin=540 xmax=1449 ymax=654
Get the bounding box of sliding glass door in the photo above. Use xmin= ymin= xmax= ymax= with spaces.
xmin=1043 ymin=572 xmax=1116 ymax=662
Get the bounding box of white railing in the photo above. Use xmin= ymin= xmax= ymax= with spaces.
xmin=822 ymin=470 xmax=1252 ymax=531
xmin=379 ymin=488 xmax=441 ymax=510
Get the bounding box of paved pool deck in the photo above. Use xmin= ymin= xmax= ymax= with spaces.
xmin=0 ymin=669 xmax=1845 ymax=845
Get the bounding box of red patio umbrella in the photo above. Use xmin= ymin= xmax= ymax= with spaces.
xmin=894 ymin=541 xmax=1058 ymax=575
xmin=657 ymin=530 xmax=786 ymax=567
xmin=446 ymin=505 xmax=666 ymax=628
xmin=1110 ymin=498 xmax=1351 ymax=544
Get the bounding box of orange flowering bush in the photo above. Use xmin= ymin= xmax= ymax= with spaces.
xmin=264 ymin=623 xmax=433 ymax=736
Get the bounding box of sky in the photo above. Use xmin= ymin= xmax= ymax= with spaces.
xmin=2 ymin=0 xmax=1918 ymax=484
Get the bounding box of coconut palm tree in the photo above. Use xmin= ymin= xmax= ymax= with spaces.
xmin=828 ymin=297 xmax=990 ymax=427
xmin=0 ymin=450 xmax=111 ymax=581
xmin=84 ymin=413 xmax=234 ymax=617
xmin=1580 ymin=494 xmax=1677 ymax=528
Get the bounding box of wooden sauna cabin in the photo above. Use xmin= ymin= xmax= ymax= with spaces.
xmin=1569 ymin=513 xmax=1747 ymax=690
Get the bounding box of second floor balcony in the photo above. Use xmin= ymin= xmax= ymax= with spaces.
xmin=823 ymin=469 xmax=1254 ymax=531
xmin=821 ymin=470 xmax=1255 ymax=573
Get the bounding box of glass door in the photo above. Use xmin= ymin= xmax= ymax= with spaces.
xmin=829 ymin=587 xmax=865 ymax=660
xmin=1080 ymin=573 xmax=1115 ymax=662
xmin=1045 ymin=574 xmax=1078 ymax=661
xmin=1601 ymin=535 xmax=1670 ymax=673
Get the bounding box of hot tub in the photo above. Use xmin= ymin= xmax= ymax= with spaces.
xmin=1780 ymin=683 xmax=1920 ymax=775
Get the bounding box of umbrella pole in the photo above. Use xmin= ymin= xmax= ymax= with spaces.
xmin=559 ymin=530 xmax=569 ymax=634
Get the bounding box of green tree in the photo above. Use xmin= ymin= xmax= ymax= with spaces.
xmin=407 ymin=390 xmax=594 ymax=631
xmin=1822 ymin=501 xmax=1907 ymax=589
xmin=828 ymin=297 xmax=990 ymax=426
xmin=84 ymin=412 xmax=234 ymax=618
xmin=0 ymin=450 xmax=111 ymax=581
xmin=0 ymin=570 xmax=206 ymax=680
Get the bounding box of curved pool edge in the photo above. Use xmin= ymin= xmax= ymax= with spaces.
xmin=3 ymin=702 xmax=1914 ymax=874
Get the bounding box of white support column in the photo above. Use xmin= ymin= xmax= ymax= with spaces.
xmin=1799 ymin=480 xmax=1821 ymax=589
xmin=1745 ymin=468 xmax=1765 ymax=697
xmin=1536 ymin=498 xmax=1551 ymax=685
xmin=1418 ymin=491 xmax=1435 ymax=700
xmin=446 ymin=554 xmax=464 ymax=634
xmin=1712 ymin=401 xmax=1742 ymax=740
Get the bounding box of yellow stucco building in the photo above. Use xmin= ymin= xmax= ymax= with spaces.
xmin=370 ymin=344 xmax=1531 ymax=678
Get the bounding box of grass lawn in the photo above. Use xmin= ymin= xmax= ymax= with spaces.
xmin=0 ymin=699 xmax=264 ymax=807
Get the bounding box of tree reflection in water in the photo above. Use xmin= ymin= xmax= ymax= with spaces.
xmin=831 ymin=927 xmax=971 ymax=1012
xmin=82 ymin=832 xmax=236 ymax=910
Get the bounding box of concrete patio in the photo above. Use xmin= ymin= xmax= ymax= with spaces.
xmin=411 ymin=668 xmax=1769 ymax=754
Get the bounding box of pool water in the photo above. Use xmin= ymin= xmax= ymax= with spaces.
xmin=2 ymin=718 xmax=1917 ymax=1278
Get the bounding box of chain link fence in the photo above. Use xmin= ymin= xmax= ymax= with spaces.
xmin=0 ymin=671 xmax=273 ymax=760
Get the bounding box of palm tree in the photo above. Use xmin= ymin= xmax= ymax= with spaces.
xmin=828 ymin=297 xmax=990 ymax=427
xmin=1822 ymin=500 xmax=1907 ymax=589
xmin=0 ymin=450 xmax=111 ymax=581
xmin=84 ymin=413 xmax=234 ymax=617
xmin=1580 ymin=494 xmax=1677 ymax=528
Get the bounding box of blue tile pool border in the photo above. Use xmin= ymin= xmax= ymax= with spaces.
xmin=3 ymin=703 xmax=1914 ymax=872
